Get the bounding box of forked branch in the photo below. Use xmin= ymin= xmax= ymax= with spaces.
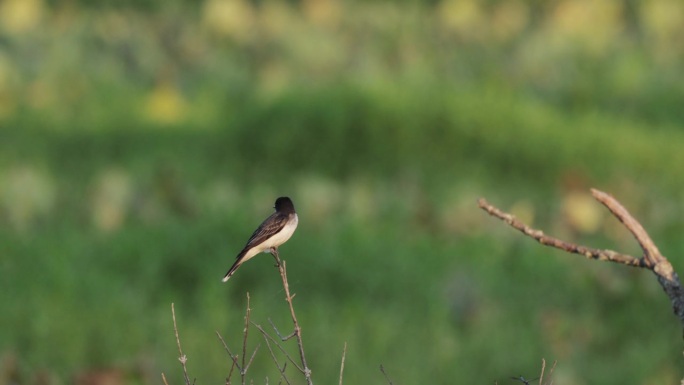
xmin=478 ymin=189 xmax=684 ymax=329
xmin=216 ymin=293 xmax=260 ymax=385
xmin=171 ymin=303 xmax=192 ymax=385
xmin=270 ymin=248 xmax=313 ymax=385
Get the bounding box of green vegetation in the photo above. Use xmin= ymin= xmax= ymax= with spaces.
xmin=1 ymin=0 xmax=684 ymax=384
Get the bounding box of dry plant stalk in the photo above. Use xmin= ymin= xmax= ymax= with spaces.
xmin=221 ymin=249 xmax=314 ymax=385
xmin=481 ymin=190 xmax=684 ymax=383
xmin=338 ymin=342 xmax=347 ymax=385
xmin=216 ymin=293 xmax=260 ymax=385
xmin=256 ymin=323 xmax=292 ymax=385
xmin=165 ymin=251 xmax=316 ymax=385
xmin=477 ymin=189 xmax=684 ymax=330
xmin=169 ymin=303 xmax=192 ymax=385
xmin=253 ymin=321 xmax=304 ymax=373
xmin=215 ymin=331 xmax=238 ymax=381
xmin=239 ymin=293 xmax=260 ymax=385
xmin=537 ymin=358 xmax=556 ymax=385
xmin=379 ymin=365 xmax=393 ymax=385
xmin=270 ymin=248 xmax=314 ymax=385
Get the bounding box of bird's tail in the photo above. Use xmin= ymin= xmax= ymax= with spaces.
xmin=222 ymin=250 xmax=247 ymax=282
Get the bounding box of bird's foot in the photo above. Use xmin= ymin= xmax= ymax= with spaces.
xmin=270 ymin=247 xmax=281 ymax=266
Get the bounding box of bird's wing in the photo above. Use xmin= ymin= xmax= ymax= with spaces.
xmin=223 ymin=212 xmax=291 ymax=281
xmin=241 ymin=212 xmax=289 ymax=251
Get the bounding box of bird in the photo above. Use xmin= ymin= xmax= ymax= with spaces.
xmin=222 ymin=197 xmax=298 ymax=282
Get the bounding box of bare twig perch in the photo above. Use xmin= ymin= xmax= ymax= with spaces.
xmin=171 ymin=303 xmax=192 ymax=385
xmin=338 ymin=342 xmax=347 ymax=385
xmin=270 ymin=248 xmax=313 ymax=385
xmin=478 ymin=188 xmax=684 ymax=330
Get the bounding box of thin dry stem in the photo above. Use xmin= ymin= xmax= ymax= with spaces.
xmin=478 ymin=190 xmax=684 ymax=329
xmin=217 ymin=292 xmax=260 ymax=385
xmin=242 ymin=294 xmax=250 ymax=375
xmin=546 ymin=361 xmax=557 ymax=385
xmin=477 ymin=198 xmax=643 ymax=267
xmin=269 ymin=319 xmax=296 ymax=341
xmin=590 ymin=189 xmax=684 ymax=325
xmin=270 ymin=248 xmax=313 ymax=385
xmin=338 ymin=342 xmax=347 ymax=385
xmin=260 ymin=329 xmax=292 ymax=385
xmin=171 ymin=303 xmax=192 ymax=385
xmin=538 ymin=359 xmax=545 ymax=385
xmin=216 ymin=331 xmax=241 ymax=378
xmin=240 ymin=293 xmax=254 ymax=385
xmin=590 ymin=189 xmax=662 ymax=267
xmin=252 ymin=322 xmax=305 ymax=373
xmin=380 ymin=365 xmax=393 ymax=385
xmin=244 ymin=344 xmax=260 ymax=375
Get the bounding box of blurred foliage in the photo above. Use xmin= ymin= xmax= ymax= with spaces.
xmin=1 ymin=0 xmax=684 ymax=384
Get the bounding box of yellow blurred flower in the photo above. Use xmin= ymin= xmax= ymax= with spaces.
xmin=509 ymin=199 xmax=536 ymax=226
xmin=437 ymin=0 xmax=486 ymax=40
xmin=0 ymin=0 xmax=44 ymax=34
xmin=144 ymin=82 xmax=187 ymax=125
xmin=643 ymin=0 xmax=684 ymax=62
xmin=643 ymin=0 xmax=684 ymax=40
xmin=562 ymin=191 xmax=604 ymax=234
xmin=549 ymin=0 xmax=622 ymax=53
xmin=201 ymin=0 xmax=255 ymax=42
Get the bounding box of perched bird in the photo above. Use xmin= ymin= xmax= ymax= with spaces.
xmin=222 ymin=197 xmax=298 ymax=282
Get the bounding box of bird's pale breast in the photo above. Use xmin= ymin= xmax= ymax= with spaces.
xmin=260 ymin=214 xmax=298 ymax=251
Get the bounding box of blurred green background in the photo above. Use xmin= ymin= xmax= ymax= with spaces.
xmin=1 ymin=0 xmax=684 ymax=384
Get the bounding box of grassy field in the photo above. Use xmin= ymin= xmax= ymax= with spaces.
xmin=2 ymin=1 xmax=684 ymax=384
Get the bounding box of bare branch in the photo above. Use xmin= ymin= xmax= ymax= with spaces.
xmin=270 ymin=249 xmax=313 ymax=385
xmin=547 ymin=361 xmax=556 ymax=385
xmin=590 ymin=189 xmax=662 ymax=267
xmin=589 ymin=189 xmax=684 ymax=330
xmin=171 ymin=303 xmax=192 ymax=385
xmin=259 ymin=329 xmax=292 ymax=385
xmin=338 ymin=342 xmax=347 ymax=385
xmin=268 ymin=318 xmax=296 ymax=341
xmin=478 ymin=190 xmax=684 ymax=329
xmin=240 ymin=293 xmax=253 ymax=385
xmin=477 ymin=198 xmax=644 ymax=267
xmin=538 ymin=359 xmax=545 ymax=385
xmin=538 ymin=359 xmax=556 ymax=385
xmin=216 ymin=331 xmax=241 ymax=380
xmin=242 ymin=294 xmax=250 ymax=373
xmin=252 ymin=322 xmax=305 ymax=373
xmin=244 ymin=344 xmax=260 ymax=375
xmin=380 ymin=365 xmax=393 ymax=385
